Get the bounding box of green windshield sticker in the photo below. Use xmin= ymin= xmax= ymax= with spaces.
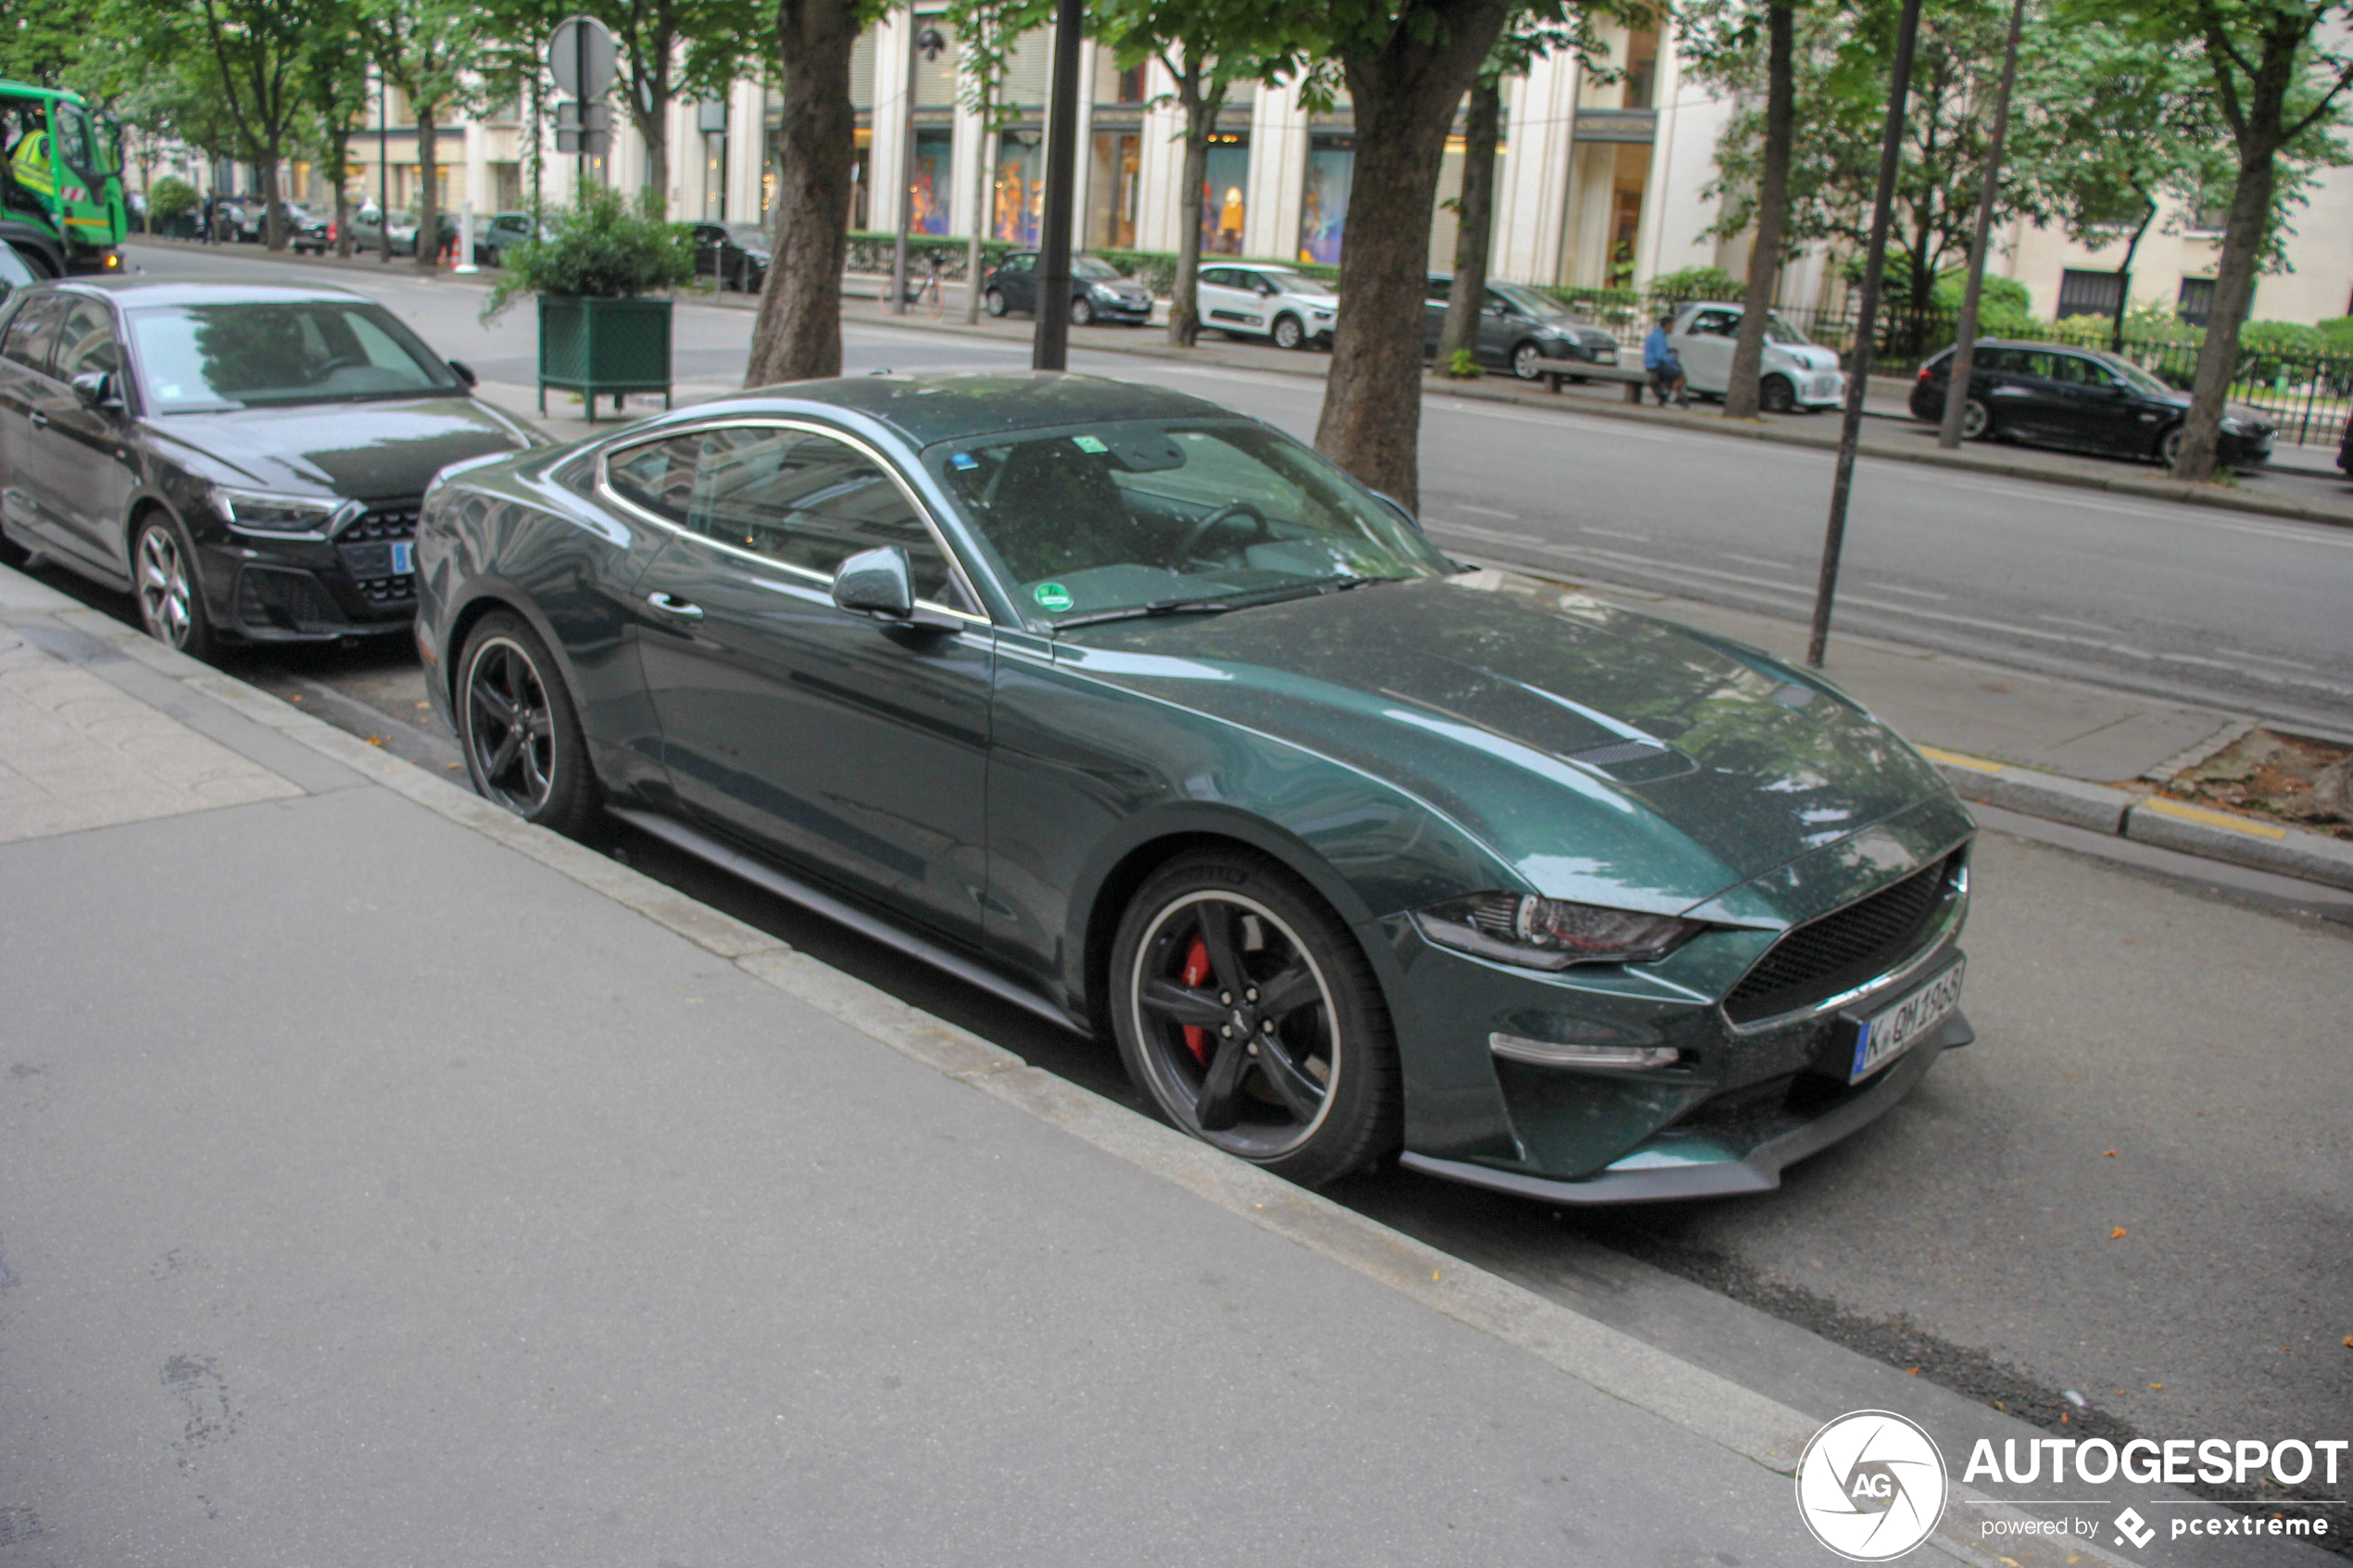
xmin=1072 ymin=434 xmax=1108 ymax=454
xmin=1034 ymin=582 xmax=1074 ymax=612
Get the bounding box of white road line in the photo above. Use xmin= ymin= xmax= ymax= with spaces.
xmin=1723 ymin=553 xmax=1798 ymax=571
xmin=1581 ymin=526 xmax=1651 ymax=541
xmin=1870 ymin=583 xmax=1950 ymax=600
xmin=1941 ymin=475 xmax=2353 ymax=548
xmin=2038 ymin=614 xmax=2121 ymax=633
xmin=1460 ymin=504 xmax=1521 ymax=519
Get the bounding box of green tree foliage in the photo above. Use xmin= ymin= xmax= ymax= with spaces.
xmin=358 ymin=0 xmax=493 ymax=270
xmin=1696 ymin=0 xmax=2018 ymax=314
xmin=948 ymin=0 xmax=1053 ymax=321
xmin=1093 ymin=0 xmax=1304 ymax=347
xmin=2066 ymin=0 xmax=2353 ymax=479
xmin=146 ymin=174 xmax=200 ymax=222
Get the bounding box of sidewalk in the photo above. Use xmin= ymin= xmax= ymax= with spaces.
xmin=2 ymin=573 xmax=2333 ymax=1564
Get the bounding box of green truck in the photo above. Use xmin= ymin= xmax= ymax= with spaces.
xmin=0 ymin=81 xmax=127 ymax=277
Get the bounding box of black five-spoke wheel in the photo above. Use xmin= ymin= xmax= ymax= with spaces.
xmin=457 ymin=612 xmax=599 ymax=835
xmin=1112 ymin=850 xmax=1400 ymax=1185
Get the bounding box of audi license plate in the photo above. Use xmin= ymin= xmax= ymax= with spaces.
xmin=391 ymin=540 xmax=414 ymax=574
xmin=1846 ymin=960 xmax=1964 ymax=1084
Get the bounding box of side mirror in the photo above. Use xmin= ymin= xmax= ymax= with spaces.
xmin=832 ymin=545 xmax=915 ymax=621
xmin=69 ymin=370 xmax=120 ymax=410
xmin=447 ymin=358 xmax=478 ymax=388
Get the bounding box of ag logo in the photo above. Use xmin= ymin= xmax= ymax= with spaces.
xmin=1794 ymin=1410 xmax=1949 ymax=1561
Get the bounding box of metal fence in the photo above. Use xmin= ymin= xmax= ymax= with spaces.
xmin=1542 ymin=286 xmax=2353 ymax=447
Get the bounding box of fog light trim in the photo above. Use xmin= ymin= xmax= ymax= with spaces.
xmin=1489 ymin=1033 xmax=1680 ymax=1071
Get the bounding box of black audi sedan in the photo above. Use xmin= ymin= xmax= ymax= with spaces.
xmin=981 ymin=252 xmax=1153 ymax=326
xmin=0 ymin=279 xmax=541 ymax=659
xmin=1911 ymin=340 xmax=2275 ymax=468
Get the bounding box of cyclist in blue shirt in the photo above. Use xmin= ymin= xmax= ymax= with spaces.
xmin=1643 ymin=315 xmax=1690 ymax=408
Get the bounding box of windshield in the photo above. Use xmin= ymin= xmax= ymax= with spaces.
xmin=1491 ymin=282 xmax=1566 ymax=318
xmin=125 ymin=301 xmax=462 ymax=411
xmin=724 ymin=222 xmax=769 ymax=247
xmin=1764 ymin=311 xmax=1813 ymax=346
xmin=1071 ymin=255 xmax=1122 ymax=281
xmin=1269 ymin=272 xmax=1328 ymax=296
xmin=928 ymin=419 xmax=1453 ymax=627
xmin=2093 ymin=353 xmax=2172 ymax=395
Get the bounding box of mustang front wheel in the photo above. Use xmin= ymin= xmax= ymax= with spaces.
xmin=1111 ymin=850 xmax=1400 ymax=1186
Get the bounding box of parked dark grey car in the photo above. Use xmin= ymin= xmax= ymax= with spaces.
xmin=1912 ymin=341 xmax=2275 ymax=469
xmin=982 ymin=252 xmax=1153 ymax=326
xmin=1423 ymin=275 xmax=1622 ymax=380
xmin=0 ymin=278 xmax=541 ymax=658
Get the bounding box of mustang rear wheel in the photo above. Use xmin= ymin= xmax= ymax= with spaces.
xmin=458 ymin=612 xmax=599 ymax=836
xmin=1110 ymin=849 xmax=1400 ymax=1186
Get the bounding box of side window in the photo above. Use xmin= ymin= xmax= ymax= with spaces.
xmin=605 ymin=433 xmax=702 ymax=522
xmin=1 ymin=293 xmax=66 ymax=374
xmin=1693 ymin=309 xmax=1740 ymax=336
xmin=686 ymin=426 xmax=973 ymax=611
xmin=2014 ymin=350 xmax=2056 ymax=380
xmin=52 ymin=298 xmax=121 ymax=381
xmin=1425 ymin=276 xmax=1453 ymax=304
xmin=1199 ymin=268 xmax=1231 ymax=289
xmin=1006 ymin=253 xmax=1035 ymax=273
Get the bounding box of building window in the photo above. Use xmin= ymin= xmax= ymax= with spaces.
xmin=1622 ymin=29 xmax=1659 ymax=109
xmin=1299 ymin=134 xmax=1353 ymax=266
xmin=1088 ymin=132 xmax=1140 ymax=249
xmin=2177 ymin=277 xmax=2215 ymax=327
xmin=1116 ymin=64 xmax=1146 ymax=104
xmin=2057 ymin=269 xmax=2124 ymax=320
xmin=912 ymin=128 xmax=952 ymax=235
xmin=993 ymin=129 xmax=1043 ymax=244
xmin=1202 ymin=133 xmax=1247 ymax=255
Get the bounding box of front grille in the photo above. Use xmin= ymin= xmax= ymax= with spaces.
xmin=1724 ymin=854 xmax=1958 ymax=1024
xmin=336 ymin=503 xmax=420 ymax=608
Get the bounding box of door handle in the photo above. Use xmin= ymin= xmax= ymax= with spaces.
xmin=26 ymin=410 xmax=47 ymax=428
xmin=646 ymin=590 xmax=703 ymax=621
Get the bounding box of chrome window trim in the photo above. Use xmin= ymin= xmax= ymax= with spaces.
xmin=1723 ymin=860 xmax=1969 ymax=1036
xmin=595 ymin=416 xmax=991 ymax=624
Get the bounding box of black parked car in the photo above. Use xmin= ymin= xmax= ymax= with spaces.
xmin=1422 ymin=275 xmax=1621 ymax=380
xmin=690 ymin=221 xmax=771 ymax=292
xmin=1911 ymin=341 xmax=2275 ymax=469
xmin=981 ymin=252 xmax=1153 ymax=326
xmin=0 ymin=279 xmax=541 ymax=659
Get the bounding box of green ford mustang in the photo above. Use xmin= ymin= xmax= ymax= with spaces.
xmin=416 ymin=372 xmax=1973 ymax=1201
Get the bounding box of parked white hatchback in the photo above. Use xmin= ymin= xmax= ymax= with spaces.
xmin=1667 ymin=302 xmax=1847 ymax=412
xmin=1196 ymin=263 xmax=1338 ymax=349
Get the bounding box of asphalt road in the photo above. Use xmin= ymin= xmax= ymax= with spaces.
xmin=120 ymin=239 xmax=2353 ymax=737
xmin=31 ymin=245 xmax=2353 ymax=1524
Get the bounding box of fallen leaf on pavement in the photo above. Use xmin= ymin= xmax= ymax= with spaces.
xmin=2103 ymin=1149 xmax=2117 ymax=1157
xmin=2344 ymin=1336 xmax=2352 ymax=1348
xmin=2149 ymin=1383 xmax=2164 ymax=1390
xmin=2110 ymin=1226 xmax=2128 ymax=1239
xmin=367 ymin=735 xmax=384 ymax=746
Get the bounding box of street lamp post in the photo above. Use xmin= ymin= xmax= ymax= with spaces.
xmin=1806 ymin=0 xmax=1924 ymax=669
xmin=1030 ymin=0 xmax=1084 ymax=370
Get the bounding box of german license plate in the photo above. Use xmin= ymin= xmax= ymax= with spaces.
xmin=391 ymin=540 xmax=414 ymax=574
xmin=1847 ymin=960 xmax=1964 ymax=1083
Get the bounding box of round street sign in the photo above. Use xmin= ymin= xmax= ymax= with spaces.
xmin=548 ymin=15 xmax=617 ymax=99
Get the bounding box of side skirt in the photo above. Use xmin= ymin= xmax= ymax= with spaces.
xmin=608 ymin=807 xmax=1093 ymax=1037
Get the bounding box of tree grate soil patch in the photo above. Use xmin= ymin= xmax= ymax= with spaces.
xmin=2165 ymin=726 xmax=2353 ymax=842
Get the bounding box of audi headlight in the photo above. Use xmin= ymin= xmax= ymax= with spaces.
xmin=1416 ymin=892 xmax=1704 ymax=971
xmin=211 ymin=486 xmax=359 ymax=536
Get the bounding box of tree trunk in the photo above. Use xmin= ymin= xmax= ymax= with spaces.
xmin=965 ymin=74 xmax=990 ymax=323
xmin=747 ymin=0 xmax=860 ymax=384
xmin=633 ymin=33 xmax=675 ymax=217
xmin=1314 ymin=0 xmax=1512 ymax=512
xmin=1723 ymin=0 xmax=1793 ymax=420
xmin=415 ymin=102 xmax=439 ymax=271
xmin=1434 ymin=73 xmax=1499 ymax=370
xmin=1164 ymin=58 xmax=1216 ymax=348
xmin=262 ymin=154 xmax=285 ymax=250
xmin=2110 ymin=200 xmax=2151 ymax=353
xmin=2170 ymin=146 xmax=2271 ymax=481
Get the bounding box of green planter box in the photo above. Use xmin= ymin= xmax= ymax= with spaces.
xmin=536 ymin=295 xmax=673 ymax=421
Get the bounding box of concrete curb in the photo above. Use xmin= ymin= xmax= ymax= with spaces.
xmin=1918 ymin=744 xmax=2353 ymax=893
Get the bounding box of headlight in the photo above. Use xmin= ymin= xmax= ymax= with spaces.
xmin=1414 ymin=892 xmax=1705 ymax=970
xmin=211 ymin=486 xmax=359 ymax=536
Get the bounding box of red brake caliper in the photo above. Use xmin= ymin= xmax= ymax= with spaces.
xmin=1180 ymin=935 xmax=1213 ymax=1065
